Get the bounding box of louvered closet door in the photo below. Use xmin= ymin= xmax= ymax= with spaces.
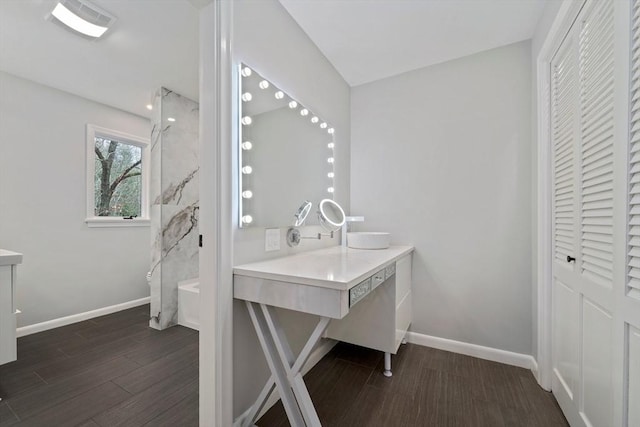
xmin=551 ymin=20 xmax=583 ymax=426
xmin=625 ymin=2 xmax=640 ymax=426
xmin=550 ymin=0 xmax=640 ymax=426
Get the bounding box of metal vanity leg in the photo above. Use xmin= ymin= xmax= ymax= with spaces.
xmin=244 ymin=301 xmax=330 ymax=427
xmin=383 ymin=352 xmax=392 ymax=377
xmin=241 ymin=375 xmax=276 ymax=427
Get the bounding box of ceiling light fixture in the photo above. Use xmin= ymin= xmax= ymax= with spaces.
xmin=50 ymin=1 xmax=115 ymax=39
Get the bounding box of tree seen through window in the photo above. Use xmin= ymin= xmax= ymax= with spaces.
xmin=94 ymin=137 xmax=142 ymax=217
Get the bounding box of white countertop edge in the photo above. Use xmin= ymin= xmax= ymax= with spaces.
xmin=0 ymin=249 xmax=23 ymax=266
xmin=233 ymin=245 xmax=414 ymax=291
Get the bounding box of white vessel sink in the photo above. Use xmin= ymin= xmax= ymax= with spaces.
xmin=347 ymin=232 xmax=391 ymax=250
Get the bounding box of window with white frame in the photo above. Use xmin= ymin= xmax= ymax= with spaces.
xmin=86 ymin=124 xmax=150 ymax=227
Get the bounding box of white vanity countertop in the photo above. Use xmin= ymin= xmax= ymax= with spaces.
xmin=233 ymin=245 xmax=413 ymax=291
xmin=0 ymin=249 xmax=23 ymax=266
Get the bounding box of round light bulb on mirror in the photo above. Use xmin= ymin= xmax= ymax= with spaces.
xmin=241 ymin=116 xmax=252 ymax=126
xmin=327 ymin=142 xmax=335 ymax=149
xmin=274 ymin=91 xmax=284 ymax=99
xmin=241 ymin=67 xmax=252 ymax=77
xmin=241 ymin=141 xmax=253 ymax=150
xmin=328 ymin=172 xmax=335 ymax=178
xmin=311 ymin=116 xmax=319 ymax=123
xmin=242 ymin=166 xmax=253 ymax=175
xmin=242 ymin=215 xmax=253 ymax=224
xmin=320 ymin=122 xmax=327 ymax=129
xmin=327 ymin=157 xmax=335 ymax=164
xmin=328 ymin=128 xmax=335 ymax=134
xmin=242 ymin=190 xmax=253 ymax=199
xmin=300 ymin=109 xmax=309 ymax=116
xmin=259 ymin=80 xmax=269 ymax=89
xmin=241 ymin=92 xmax=253 ymax=102
xmin=288 ymin=101 xmax=298 ymax=109
xmin=327 ymin=187 xmax=335 ymax=193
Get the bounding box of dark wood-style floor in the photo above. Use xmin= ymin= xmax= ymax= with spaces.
xmin=258 ymin=342 xmax=569 ymax=427
xmin=0 ymin=304 xmax=199 ymax=427
xmin=0 ymin=305 xmax=568 ymax=427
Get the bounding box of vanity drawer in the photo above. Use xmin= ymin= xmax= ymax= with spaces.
xmin=350 ymin=278 xmax=371 ymax=307
xmin=371 ymin=269 xmax=386 ymax=290
xmin=385 ymin=263 xmax=396 ymax=279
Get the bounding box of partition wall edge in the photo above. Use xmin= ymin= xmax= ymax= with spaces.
xmin=535 ymin=0 xmax=585 ymax=392
xmin=199 ymin=1 xmax=235 ymax=426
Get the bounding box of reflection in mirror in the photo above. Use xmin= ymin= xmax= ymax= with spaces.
xmin=239 ymin=64 xmax=336 ymax=228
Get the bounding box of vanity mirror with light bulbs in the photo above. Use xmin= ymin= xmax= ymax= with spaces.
xmin=238 ymin=64 xmax=336 ymax=228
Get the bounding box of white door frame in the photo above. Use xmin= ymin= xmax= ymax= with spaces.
xmin=535 ymin=0 xmax=586 ymax=391
xmin=199 ymin=0 xmax=235 ymax=426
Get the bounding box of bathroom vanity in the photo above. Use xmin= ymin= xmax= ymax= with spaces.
xmin=233 ymin=245 xmax=413 ymax=426
xmin=235 ymin=63 xmax=413 ymax=426
xmin=0 ymin=249 xmax=22 ymax=366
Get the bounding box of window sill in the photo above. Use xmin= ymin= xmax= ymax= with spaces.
xmin=85 ymin=217 xmax=151 ymax=228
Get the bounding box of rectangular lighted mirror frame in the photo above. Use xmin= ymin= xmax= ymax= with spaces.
xmin=238 ymin=63 xmax=336 ymax=228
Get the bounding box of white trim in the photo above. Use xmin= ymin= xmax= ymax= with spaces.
xmin=406 ymin=331 xmax=537 ymax=370
xmin=16 ymin=296 xmax=150 ymax=337
xmin=232 ymin=339 xmax=338 ymax=427
xmin=85 ymin=217 xmax=150 ymax=227
xmin=530 ymin=356 xmax=540 ymax=382
xmin=86 ymin=124 xmax=150 ymax=224
xmin=199 ymin=1 xmax=234 ymax=425
xmin=535 ymin=0 xmax=586 ymax=392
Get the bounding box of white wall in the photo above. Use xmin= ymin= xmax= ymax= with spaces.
xmin=0 ymin=71 xmax=151 ymax=327
xmin=351 ymin=41 xmax=533 ymax=355
xmin=231 ymin=0 xmax=351 ymax=417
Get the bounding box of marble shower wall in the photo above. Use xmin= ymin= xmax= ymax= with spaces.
xmin=150 ymin=88 xmax=199 ymax=330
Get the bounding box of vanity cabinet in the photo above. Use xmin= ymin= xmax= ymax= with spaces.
xmin=0 ymin=250 xmax=22 ymax=366
xmin=233 ymin=245 xmax=413 ymax=426
xmin=324 ymin=253 xmax=412 ymax=355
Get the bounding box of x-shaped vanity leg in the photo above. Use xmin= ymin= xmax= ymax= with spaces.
xmin=244 ymin=301 xmax=331 ymax=427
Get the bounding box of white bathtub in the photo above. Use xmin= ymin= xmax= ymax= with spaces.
xmin=178 ymin=278 xmax=199 ymax=331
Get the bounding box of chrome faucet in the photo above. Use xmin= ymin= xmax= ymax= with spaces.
xmin=341 ymin=216 xmax=365 ymax=247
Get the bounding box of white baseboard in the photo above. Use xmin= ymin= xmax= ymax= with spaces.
xmin=406 ymin=331 xmax=537 ymax=371
xmin=233 ymin=338 xmax=338 ymax=427
xmin=16 ymin=296 xmax=151 ymax=338
xmin=530 ymin=357 xmax=540 ymax=382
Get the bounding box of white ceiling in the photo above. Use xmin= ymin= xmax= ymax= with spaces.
xmin=0 ymin=0 xmax=549 ymax=118
xmin=279 ymin=0 xmax=549 ymax=86
xmin=0 ymin=0 xmax=199 ymax=119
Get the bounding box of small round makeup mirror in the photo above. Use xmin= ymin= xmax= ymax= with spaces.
xmin=293 ymin=200 xmax=313 ymax=226
xmin=318 ymin=199 xmax=346 ymax=232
